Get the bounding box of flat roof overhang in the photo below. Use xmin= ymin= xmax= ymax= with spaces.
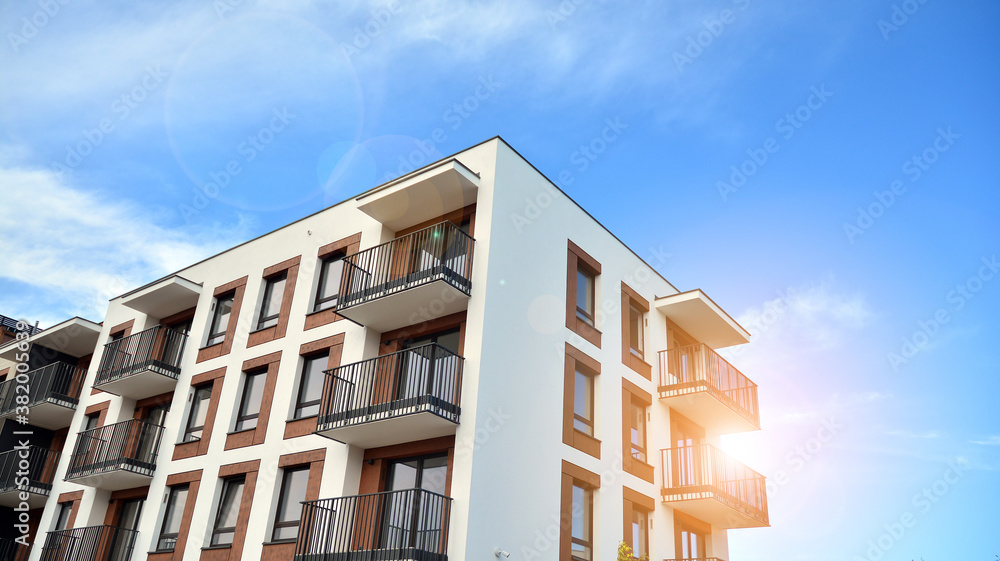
xmin=356 ymin=159 xmax=480 ymax=232
xmin=0 ymin=317 xmax=102 ymax=361
xmin=119 ymin=275 xmax=202 ymax=318
xmin=654 ymin=289 xmax=750 ymax=349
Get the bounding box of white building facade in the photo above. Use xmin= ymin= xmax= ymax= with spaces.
xmin=0 ymin=137 xmax=767 ymax=561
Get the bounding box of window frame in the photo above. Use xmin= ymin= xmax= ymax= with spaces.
xmin=566 ymin=240 xmax=602 ymax=348
xmin=621 ymin=282 xmax=652 ymax=379
xmin=560 ymin=461 xmax=600 ymax=561
xmin=629 ymin=400 xmax=647 ymax=463
xmin=206 ymin=293 xmax=235 ymax=347
xmin=573 ymin=368 xmax=595 ymax=437
xmin=234 ymin=370 xmax=266 ymax=432
xmin=270 ymin=466 xmax=311 ymax=542
xmin=155 ymin=484 xmax=190 ymax=552
xmin=570 ymin=482 xmax=593 ymax=561
xmin=293 ymin=353 xmax=328 ymax=420
xmin=576 ymin=268 xmax=596 ymax=327
xmin=256 ymin=273 xmax=287 ymax=330
xmin=563 ymin=343 xmax=601 ymax=459
xmin=211 ymin=476 xmax=246 ymax=547
xmin=623 ymin=487 xmax=655 ymax=560
xmin=182 ymin=384 xmax=213 ymax=442
xmin=313 ymin=253 xmax=345 ymax=313
xmin=52 ymin=501 xmax=73 ymax=531
xmin=628 ymin=302 xmax=644 ymax=359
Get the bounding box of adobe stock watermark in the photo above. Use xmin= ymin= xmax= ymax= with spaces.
xmin=51 ymin=65 xmax=169 ymax=175
xmin=726 ymin=286 xmax=797 ymax=358
xmin=546 ymin=0 xmax=606 ymax=28
xmin=717 ymin=84 xmax=833 ymax=202
xmin=766 ymin=417 xmax=843 ymax=497
xmin=853 ymin=459 xmax=967 ymax=561
xmin=887 ymin=253 xmax=997 ymax=372
xmin=179 ymin=106 xmax=296 ymax=221
xmin=511 ymin=117 xmax=628 ymax=233
xmin=6 ymin=0 xmax=71 ymax=53
xmin=877 ymin=0 xmax=932 ymax=41
xmin=378 ymin=75 xmax=501 ymax=183
xmin=673 ymin=0 xmax=751 ymax=73
xmin=340 ymin=0 xmax=404 ymax=59
xmin=843 ymin=127 xmax=958 ymax=244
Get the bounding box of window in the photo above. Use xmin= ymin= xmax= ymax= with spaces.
xmin=314 ymin=255 xmax=344 ymax=312
xmin=631 ymin=508 xmax=648 ymax=559
xmin=576 ymin=269 xmax=595 ymax=326
xmin=206 ymin=294 xmax=234 ymax=346
xmin=212 ymin=477 xmax=246 ymax=546
xmin=628 ymin=303 xmax=644 ymax=358
xmin=271 ymin=467 xmax=310 ymax=541
xmin=53 ymin=502 xmax=72 ymax=531
xmin=567 ymin=240 xmax=602 ymax=348
xmin=83 ymin=412 xmax=100 ymax=432
xmin=571 ymin=483 xmax=593 ymax=561
xmin=183 ymin=385 xmax=212 ymax=442
xmin=564 ymin=344 xmax=601 ymax=459
xmin=674 ymin=517 xmax=708 ymax=560
xmin=234 ymin=370 xmax=266 ymax=432
xmin=573 ymin=369 xmax=594 ymax=436
xmin=630 ymin=401 xmax=646 ymax=463
xmin=157 ymin=485 xmax=189 ymax=551
xmin=623 ymin=488 xmax=654 ymax=560
xmin=257 ymin=273 xmax=287 ymax=330
xmin=294 ymin=354 xmax=327 ymax=419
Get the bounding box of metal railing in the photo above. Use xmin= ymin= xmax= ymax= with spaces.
xmin=664 ymin=558 xmax=725 ymax=561
xmin=0 ymin=361 xmax=85 ymax=416
xmin=66 ymin=419 xmax=164 ymax=481
xmin=95 ymin=324 xmax=188 ymax=387
xmin=0 ymin=536 xmax=30 ymax=561
xmin=660 ymin=444 xmax=768 ymax=526
xmin=339 ymin=221 xmax=474 ymax=310
xmin=295 ymin=488 xmax=452 ymax=561
xmin=0 ymin=445 xmax=60 ymax=495
xmin=658 ymin=344 xmax=759 ymax=428
xmin=0 ymin=314 xmax=41 ymax=335
xmin=40 ymin=525 xmax=137 ymax=561
xmin=318 ymin=344 xmax=463 ymax=431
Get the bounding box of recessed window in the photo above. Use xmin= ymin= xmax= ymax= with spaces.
xmin=53 ymin=502 xmax=72 ymax=531
xmin=183 ymin=385 xmax=212 ymax=442
xmin=630 ymin=401 xmax=647 ymax=463
xmin=234 ymin=370 xmax=266 ymax=432
xmin=314 ymin=255 xmax=344 ymax=312
xmin=677 ymin=521 xmax=706 ymax=559
xmin=206 ymin=294 xmax=235 ymax=347
xmin=294 ymin=354 xmax=327 ymax=419
xmin=271 ymin=466 xmax=310 ymax=542
xmin=571 ymin=483 xmax=593 ymax=561
xmin=83 ymin=412 xmax=100 ymax=432
xmin=628 ymin=303 xmax=644 ymax=359
xmin=576 ymin=268 xmax=595 ymax=326
xmin=573 ymin=369 xmax=594 ymax=436
xmin=631 ymin=508 xmax=648 ymax=559
xmin=156 ymin=484 xmax=189 ymax=551
xmin=211 ymin=477 xmax=245 ymax=546
xmin=257 ymin=274 xmax=287 ymax=330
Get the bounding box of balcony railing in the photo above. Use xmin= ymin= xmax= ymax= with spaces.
xmin=0 ymin=362 xmax=85 ymax=418
xmin=319 ymin=343 xmax=463 ymax=434
xmin=95 ymin=324 xmax=187 ymax=388
xmin=66 ymin=419 xmax=164 ymax=484
xmin=295 ymin=488 xmax=453 ymax=561
xmin=661 ymin=444 xmax=768 ymax=528
xmin=40 ymin=525 xmax=137 ymax=561
xmin=340 ymin=221 xmax=474 ymax=311
xmin=0 ymin=445 xmax=59 ymax=496
xmin=0 ymin=536 xmax=29 ymax=561
xmin=658 ymin=344 xmax=759 ymax=431
xmin=664 ymin=559 xmax=725 ymax=561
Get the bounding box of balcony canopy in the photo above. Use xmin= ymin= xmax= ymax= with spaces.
xmin=119 ymin=275 xmax=202 ymax=319
xmin=0 ymin=317 xmax=101 ymax=361
xmin=356 ymin=159 xmax=479 ymax=232
xmin=654 ymin=289 xmax=750 ymax=349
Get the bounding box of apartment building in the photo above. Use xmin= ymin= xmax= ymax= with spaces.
xmin=0 ymin=137 xmax=768 ymax=561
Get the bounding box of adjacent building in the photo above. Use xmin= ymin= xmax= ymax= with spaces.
xmin=0 ymin=137 xmax=767 ymax=561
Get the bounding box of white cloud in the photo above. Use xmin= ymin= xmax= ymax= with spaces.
xmin=970 ymin=435 xmax=1000 ymax=446
xmin=0 ymin=159 xmax=249 ymax=323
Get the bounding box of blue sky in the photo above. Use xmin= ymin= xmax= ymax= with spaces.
xmin=1 ymin=1 xmax=998 ymax=559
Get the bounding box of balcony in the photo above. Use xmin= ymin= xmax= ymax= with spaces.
xmin=660 ymin=444 xmax=768 ymax=529
xmin=337 ymin=221 xmax=474 ymax=332
xmin=0 ymin=537 xmax=29 ymax=561
xmin=0 ymin=445 xmax=60 ymax=509
xmin=40 ymin=525 xmax=137 ymax=561
xmin=316 ymin=344 xmax=463 ymax=448
xmin=658 ymin=344 xmax=760 ymax=434
xmin=92 ymin=325 xmax=188 ymax=400
xmin=65 ymin=419 xmax=164 ymax=490
xmin=0 ymin=362 xmax=85 ymax=430
xmin=295 ymin=489 xmax=453 ymax=561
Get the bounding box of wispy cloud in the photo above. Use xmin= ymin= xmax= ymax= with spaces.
xmin=970 ymin=435 xmax=1000 ymax=446
xmin=0 ymin=157 xmax=250 ymax=324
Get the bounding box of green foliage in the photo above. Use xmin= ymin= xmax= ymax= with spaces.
xmin=616 ymin=541 xmax=649 ymax=561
